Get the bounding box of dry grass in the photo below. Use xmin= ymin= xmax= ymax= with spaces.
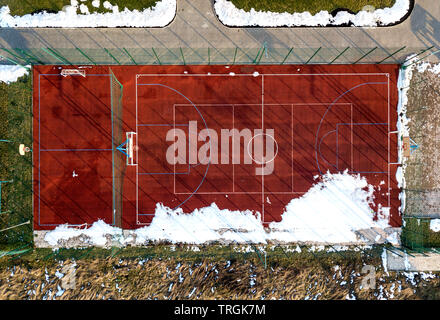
xmin=401 ymin=63 xmax=440 ymax=248
xmin=0 ymin=247 xmax=439 ymax=300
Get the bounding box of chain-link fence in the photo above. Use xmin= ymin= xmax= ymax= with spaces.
xmin=0 ymin=46 xmax=437 ymax=66
xmin=401 ymin=217 xmax=440 ymax=250
xmin=1 ymin=44 xmax=440 ymax=260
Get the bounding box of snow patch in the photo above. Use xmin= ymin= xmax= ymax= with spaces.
xmin=0 ymin=0 xmax=176 ymax=27
xmin=91 ymin=0 xmax=100 ymax=8
xmin=44 ymin=220 xmax=122 ymax=246
xmin=430 ymin=219 xmax=440 ymax=232
xmin=0 ymin=65 xmax=29 ymax=84
xmin=214 ymin=0 xmax=410 ymax=27
xmin=43 ymin=171 xmax=394 ymax=247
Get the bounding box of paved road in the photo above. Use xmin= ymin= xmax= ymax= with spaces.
xmin=0 ymin=0 xmax=439 ymax=64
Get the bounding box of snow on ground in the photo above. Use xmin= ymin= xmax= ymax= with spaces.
xmin=214 ymin=0 xmax=410 ymax=27
xmin=44 ymin=220 xmax=123 ymax=246
xmin=430 ymin=219 xmax=440 ymax=232
xmin=44 ymin=171 xmax=396 ymax=247
xmin=396 ymin=56 xmax=416 ymax=215
xmin=0 ymin=0 xmax=176 ymax=27
xmin=397 ymin=57 xmax=440 ymax=216
xmin=0 ymin=64 xmax=29 ymax=83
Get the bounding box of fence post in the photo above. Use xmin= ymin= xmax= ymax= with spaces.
xmin=0 ymin=48 xmax=28 ymax=64
xmin=104 ymin=48 xmax=121 ymax=65
xmin=281 ymin=47 xmax=293 ymax=64
xmin=404 ymin=46 xmax=434 ymax=63
xmin=122 ymin=48 xmax=137 ymax=65
xmin=328 ymin=47 xmax=349 ymax=64
xmin=352 ymin=47 xmax=378 ymax=64
xmin=0 ymin=53 xmax=30 ymax=70
xmin=76 ymin=47 xmax=96 ymax=65
xmin=180 ymin=47 xmax=186 ymax=65
xmin=0 ymin=220 xmax=31 ymax=232
xmin=41 ymin=47 xmax=72 ymax=65
xmin=1 ymin=48 xmax=32 ymax=65
xmin=208 ymin=47 xmax=210 ymax=65
xmin=151 ymin=48 xmax=162 ymax=65
xmin=256 ymin=48 xmax=265 ymax=65
xmin=15 ymin=48 xmax=44 ymax=64
xmin=402 ymin=48 xmax=440 ymax=70
xmin=305 ymin=47 xmax=321 ymax=64
xmin=232 ymin=47 xmax=238 ymax=65
xmin=253 ymin=47 xmax=263 ymax=64
xmin=376 ymin=46 xmax=406 ymax=64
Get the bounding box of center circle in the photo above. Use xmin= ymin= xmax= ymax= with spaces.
xmin=247 ymin=133 xmax=278 ymax=165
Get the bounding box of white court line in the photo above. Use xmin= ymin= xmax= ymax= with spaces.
xmin=135 ymin=72 xmax=393 ymax=224
xmin=173 ymin=191 xmax=306 ymax=195
xmin=388 ymin=74 xmax=391 ymax=208
xmin=136 ymin=73 xmax=390 ymax=77
xmin=262 ymin=75 xmax=265 ymax=223
xmin=232 ymin=105 xmax=235 ymax=193
xmin=135 ymin=75 xmax=139 ymax=224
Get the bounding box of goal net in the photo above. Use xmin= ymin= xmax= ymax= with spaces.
xmin=60 ymin=69 xmax=86 ymax=77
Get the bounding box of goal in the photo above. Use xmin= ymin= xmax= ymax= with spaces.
xmin=126 ymin=132 xmax=136 ymax=166
xmin=60 ymin=69 xmax=86 ymax=77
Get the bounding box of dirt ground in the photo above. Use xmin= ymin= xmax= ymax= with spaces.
xmin=0 ymin=247 xmax=439 ymax=300
xmin=404 ymin=64 xmax=440 ymax=218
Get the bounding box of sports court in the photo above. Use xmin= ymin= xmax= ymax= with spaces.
xmin=33 ymin=64 xmax=400 ymax=230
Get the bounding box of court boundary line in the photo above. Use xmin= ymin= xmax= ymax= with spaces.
xmin=37 ymin=73 xmax=113 ymax=227
xmin=136 ymin=72 xmax=391 ymax=225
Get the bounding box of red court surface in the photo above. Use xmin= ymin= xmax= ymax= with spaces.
xmin=33 ymin=64 xmax=401 ymax=230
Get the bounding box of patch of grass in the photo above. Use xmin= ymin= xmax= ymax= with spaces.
xmin=401 ymin=217 xmax=440 ymax=249
xmin=0 ymin=243 xmax=379 ymax=267
xmin=0 ymin=0 xmax=160 ymax=16
xmin=229 ymin=0 xmax=396 ymax=15
xmin=0 ymin=73 xmax=33 ymax=245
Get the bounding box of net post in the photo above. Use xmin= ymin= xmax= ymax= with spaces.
xmin=152 ymin=48 xmax=162 ymax=65
xmin=376 ymin=46 xmax=406 ymax=64
xmin=76 ymin=47 xmax=97 ymax=65
xmin=352 ymin=47 xmax=378 ymax=64
xmin=305 ymin=47 xmax=321 ymax=64
xmin=328 ymin=47 xmax=349 ymax=64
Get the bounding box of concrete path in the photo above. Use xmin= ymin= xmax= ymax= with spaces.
xmin=385 ymin=249 xmax=440 ymax=271
xmin=0 ymin=0 xmax=439 ymax=63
